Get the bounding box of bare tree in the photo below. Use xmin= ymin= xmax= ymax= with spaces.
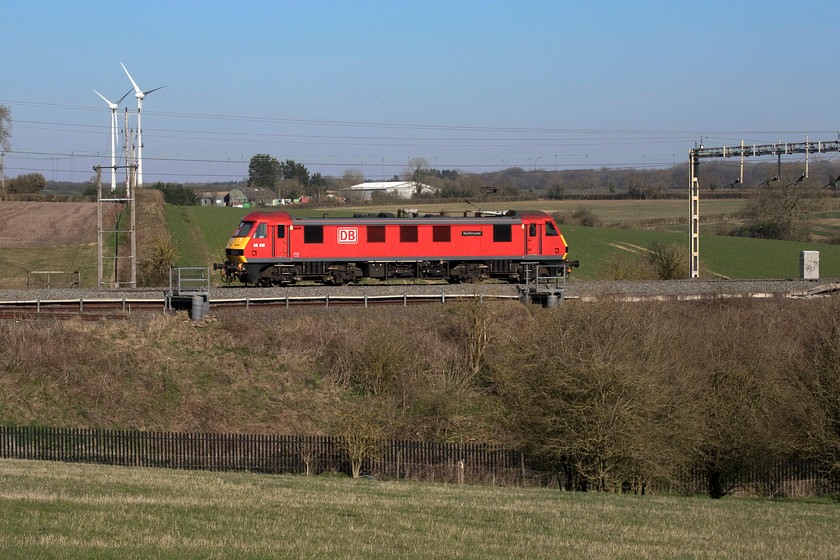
xmin=495 ymin=303 xmax=691 ymax=492
xmin=404 ymin=157 xmax=429 ymax=195
xmin=735 ymin=175 xmax=825 ymax=241
xmin=341 ymin=168 xmax=364 ymax=187
xmin=448 ymin=300 xmax=500 ymax=381
xmin=796 ymin=298 xmax=840 ymax=488
xmin=335 ymin=399 xmax=391 ymax=478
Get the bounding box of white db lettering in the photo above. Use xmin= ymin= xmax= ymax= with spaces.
xmin=337 ymin=227 xmax=358 ymax=244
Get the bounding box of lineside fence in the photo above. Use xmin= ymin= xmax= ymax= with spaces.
xmin=0 ymin=426 xmax=833 ymax=495
xmin=0 ymin=426 xmax=521 ymax=485
xmin=26 ymin=270 xmax=80 ymax=289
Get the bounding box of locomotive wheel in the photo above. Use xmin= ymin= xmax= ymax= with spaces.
xmin=326 ymin=273 xmax=347 ymax=286
xmin=449 ymin=263 xmax=487 ymax=284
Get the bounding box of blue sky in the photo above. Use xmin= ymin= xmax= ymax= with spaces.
xmin=2 ymin=0 xmax=839 ymax=183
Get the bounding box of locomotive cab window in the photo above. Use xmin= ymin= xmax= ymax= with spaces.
xmin=545 ymin=222 xmax=559 ymax=237
xmin=304 ymin=225 xmax=324 ymax=244
xmin=528 ymin=224 xmax=537 ymax=237
xmin=276 ymin=225 xmax=285 ymax=239
xmin=493 ymin=224 xmax=512 ymax=243
xmin=233 ymin=221 xmax=255 ymax=237
xmin=253 ymin=223 xmax=268 ymax=238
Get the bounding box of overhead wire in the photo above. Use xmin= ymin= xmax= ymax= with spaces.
xmin=4 ymin=97 xmax=838 ymax=182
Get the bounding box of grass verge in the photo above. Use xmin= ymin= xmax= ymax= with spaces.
xmin=1 ymin=459 xmax=838 ymax=560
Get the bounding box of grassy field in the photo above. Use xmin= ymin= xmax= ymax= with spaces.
xmin=0 ymin=246 xmax=99 ymax=290
xmin=1 ymin=459 xmax=838 ymax=560
xmin=563 ymin=225 xmax=840 ymax=279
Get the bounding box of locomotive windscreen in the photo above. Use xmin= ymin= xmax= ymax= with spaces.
xmin=233 ymin=221 xmax=255 ymax=237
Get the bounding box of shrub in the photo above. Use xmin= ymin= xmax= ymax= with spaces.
xmin=137 ymin=234 xmax=179 ymax=287
xmin=598 ymin=250 xmax=656 ymax=280
xmin=646 ymin=241 xmax=689 ymax=280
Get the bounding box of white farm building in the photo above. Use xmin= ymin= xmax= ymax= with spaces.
xmin=348 ymin=181 xmax=436 ymax=200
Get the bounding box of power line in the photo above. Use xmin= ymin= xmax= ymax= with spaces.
xmin=4 ymin=98 xmax=838 ymax=137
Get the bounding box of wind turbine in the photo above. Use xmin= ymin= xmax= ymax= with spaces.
xmin=121 ymin=62 xmax=166 ymax=187
xmin=93 ymin=88 xmax=132 ymax=191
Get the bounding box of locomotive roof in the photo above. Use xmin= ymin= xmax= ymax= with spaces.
xmin=239 ymin=209 xmax=554 ymax=225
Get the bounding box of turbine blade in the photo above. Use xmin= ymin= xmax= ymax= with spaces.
xmin=143 ymin=85 xmax=168 ymax=95
xmin=92 ymin=89 xmax=113 ymax=105
xmin=116 ymin=88 xmax=134 ymax=104
xmin=121 ymin=62 xmax=142 ymax=94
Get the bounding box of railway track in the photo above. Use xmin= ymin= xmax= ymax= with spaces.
xmin=0 ymin=291 xmax=518 ymax=320
xmin=0 ymin=279 xmax=836 ymax=321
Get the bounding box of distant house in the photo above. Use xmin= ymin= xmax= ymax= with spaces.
xmin=199 ymin=190 xmax=226 ymax=206
xmin=348 ymin=181 xmax=436 ymax=200
xmin=224 ymin=187 xmax=280 ymax=207
xmin=241 ymin=187 xmax=280 ymax=206
xmin=224 ymin=188 xmax=250 ymax=207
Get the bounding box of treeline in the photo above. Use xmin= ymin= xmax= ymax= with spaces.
xmin=1 ymin=298 xmax=838 ymax=498
xmin=1 ymin=173 xmax=46 ymax=197
xmin=148 ymin=182 xmax=200 ymax=206
xmin=33 ymin=158 xmax=840 ymax=204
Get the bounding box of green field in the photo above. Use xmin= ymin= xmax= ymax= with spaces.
xmin=563 ymin=225 xmax=840 ymax=279
xmin=1 ymin=459 xmax=838 ymax=559
xmin=0 ymin=246 xmax=99 ymax=289
xmin=167 ymin=200 xmax=840 ymax=281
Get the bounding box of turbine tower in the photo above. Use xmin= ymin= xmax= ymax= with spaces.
xmin=121 ymin=62 xmax=166 ymax=187
xmin=93 ymin=88 xmax=131 ymax=191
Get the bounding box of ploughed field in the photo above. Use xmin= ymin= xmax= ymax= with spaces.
xmin=0 ymin=202 xmax=97 ymax=248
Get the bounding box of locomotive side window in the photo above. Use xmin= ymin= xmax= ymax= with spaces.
xmin=253 ymin=223 xmax=268 ymax=238
xmin=400 ymin=225 xmax=418 ymax=243
xmin=277 ymin=225 xmax=285 ymax=239
xmin=304 ymin=225 xmax=324 ymax=244
xmin=493 ymin=224 xmax=512 ymax=243
xmin=233 ymin=221 xmax=254 ymax=237
xmin=528 ymin=224 xmax=537 ymax=237
xmin=368 ymin=225 xmax=386 ymax=243
xmin=433 ymin=225 xmax=451 ymax=242
xmin=545 ymin=222 xmax=559 ymax=237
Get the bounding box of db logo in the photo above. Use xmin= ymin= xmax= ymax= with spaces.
xmin=337 ymin=227 xmax=359 ymax=244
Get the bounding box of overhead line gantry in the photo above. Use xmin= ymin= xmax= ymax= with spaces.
xmin=688 ymin=138 xmax=840 ymax=278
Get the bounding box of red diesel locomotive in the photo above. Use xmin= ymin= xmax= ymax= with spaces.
xmin=215 ymin=209 xmax=574 ymax=286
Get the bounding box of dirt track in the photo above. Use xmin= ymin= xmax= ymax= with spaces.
xmin=0 ymin=202 xmax=98 ymax=248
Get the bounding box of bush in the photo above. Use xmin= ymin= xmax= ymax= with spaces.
xmin=598 ymin=250 xmax=656 ymax=280
xmin=646 ymin=241 xmax=688 ymax=280
xmin=551 ymin=208 xmax=601 ymax=227
xmin=137 ymin=234 xmax=179 ymax=287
